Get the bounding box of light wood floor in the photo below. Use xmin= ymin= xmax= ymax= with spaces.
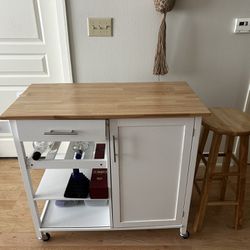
xmin=0 ymin=159 xmax=250 ymax=250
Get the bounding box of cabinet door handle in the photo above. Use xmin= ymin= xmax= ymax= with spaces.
xmin=44 ymin=130 xmax=78 ymax=135
xmin=113 ymin=135 xmax=117 ymax=163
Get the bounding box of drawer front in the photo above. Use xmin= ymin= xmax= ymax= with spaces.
xmin=16 ymin=120 xmax=106 ymax=141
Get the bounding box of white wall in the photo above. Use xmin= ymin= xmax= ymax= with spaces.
xmin=67 ymin=0 xmax=250 ymax=109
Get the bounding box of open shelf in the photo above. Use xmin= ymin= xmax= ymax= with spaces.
xmin=35 ymin=169 xmax=109 ymax=200
xmin=41 ymin=200 xmax=110 ymax=229
xmin=28 ymin=141 xmax=107 ymax=169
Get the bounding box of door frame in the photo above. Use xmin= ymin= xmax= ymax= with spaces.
xmin=55 ymin=0 xmax=73 ymax=83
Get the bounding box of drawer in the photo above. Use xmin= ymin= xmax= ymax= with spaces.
xmin=16 ymin=120 xmax=106 ymax=142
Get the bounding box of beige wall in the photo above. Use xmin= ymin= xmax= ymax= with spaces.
xmin=67 ymin=0 xmax=250 ymax=109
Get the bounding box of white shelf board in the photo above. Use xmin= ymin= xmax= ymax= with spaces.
xmin=35 ymin=169 xmax=108 ymax=200
xmin=29 ymin=142 xmax=107 ymax=169
xmin=41 ymin=200 xmax=110 ymax=228
xmin=29 ymin=141 xmax=107 ymax=169
xmin=30 ymin=159 xmax=107 ymax=169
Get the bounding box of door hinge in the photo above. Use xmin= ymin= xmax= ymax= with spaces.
xmin=182 ymin=211 xmax=185 ymax=218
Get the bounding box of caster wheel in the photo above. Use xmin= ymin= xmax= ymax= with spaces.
xmin=180 ymin=231 xmax=190 ymax=239
xmin=41 ymin=233 xmax=50 ymax=241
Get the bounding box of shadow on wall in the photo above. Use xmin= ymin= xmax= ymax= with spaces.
xmin=175 ymin=0 xmax=212 ymax=11
xmin=168 ymin=14 xmax=198 ymax=74
xmin=167 ymin=0 xmax=213 ymax=75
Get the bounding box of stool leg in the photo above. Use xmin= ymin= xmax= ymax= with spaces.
xmin=193 ymin=133 xmax=222 ymax=232
xmin=220 ymin=136 xmax=235 ymax=201
xmin=194 ymin=127 xmax=209 ymax=179
xmin=235 ymin=135 xmax=249 ymax=229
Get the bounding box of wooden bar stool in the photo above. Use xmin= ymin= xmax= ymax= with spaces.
xmin=193 ymin=108 xmax=250 ymax=232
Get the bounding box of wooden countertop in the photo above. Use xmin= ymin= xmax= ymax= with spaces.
xmin=0 ymin=82 xmax=210 ymax=120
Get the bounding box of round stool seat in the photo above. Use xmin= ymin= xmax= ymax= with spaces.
xmin=203 ymin=108 xmax=250 ymax=136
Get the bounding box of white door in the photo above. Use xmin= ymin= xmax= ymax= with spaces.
xmin=0 ymin=0 xmax=72 ymax=156
xmin=110 ymin=118 xmax=194 ymax=228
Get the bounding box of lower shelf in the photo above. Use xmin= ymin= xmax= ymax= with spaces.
xmin=41 ymin=200 xmax=110 ymax=229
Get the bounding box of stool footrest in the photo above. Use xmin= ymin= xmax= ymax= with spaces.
xmin=202 ymin=153 xmax=239 ymax=166
xmin=203 ymin=152 xmax=225 ymax=157
xmin=211 ymin=171 xmax=240 ymax=177
xmin=207 ymin=201 xmax=238 ymax=206
xmin=196 ymin=170 xmax=240 ymax=182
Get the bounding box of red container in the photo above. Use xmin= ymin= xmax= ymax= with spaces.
xmin=94 ymin=143 xmax=105 ymax=159
xmin=89 ymin=168 xmax=108 ymax=199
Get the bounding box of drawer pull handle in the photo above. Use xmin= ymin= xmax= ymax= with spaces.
xmin=44 ymin=130 xmax=78 ymax=136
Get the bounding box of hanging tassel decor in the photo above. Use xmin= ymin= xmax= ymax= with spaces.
xmin=153 ymin=0 xmax=176 ymax=75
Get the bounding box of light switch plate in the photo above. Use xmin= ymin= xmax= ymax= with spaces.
xmin=87 ymin=18 xmax=113 ymax=37
xmin=234 ymin=18 xmax=250 ymax=34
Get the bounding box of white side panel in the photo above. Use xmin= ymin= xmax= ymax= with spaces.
xmin=110 ymin=118 xmax=194 ymax=228
xmin=180 ymin=117 xmax=201 ymax=235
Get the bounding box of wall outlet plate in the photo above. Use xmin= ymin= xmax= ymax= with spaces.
xmin=234 ymin=18 xmax=250 ymax=34
xmin=87 ymin=18 xmax=113 ymax=37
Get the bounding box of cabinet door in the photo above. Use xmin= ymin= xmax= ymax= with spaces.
xmin=110 ymin=118 xmax=194 ymax=228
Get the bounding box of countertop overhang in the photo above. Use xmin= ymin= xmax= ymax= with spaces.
xmin=0 ymin=82 xmax=210 ymax=120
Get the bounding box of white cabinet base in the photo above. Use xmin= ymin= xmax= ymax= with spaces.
xmin=10 ymin=117 xmax=201 ymax=240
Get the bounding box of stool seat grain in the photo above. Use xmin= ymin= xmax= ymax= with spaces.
xmin=203 ymin=108 xmax=250 ymax=136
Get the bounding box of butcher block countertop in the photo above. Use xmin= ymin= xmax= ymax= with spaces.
xmin=0 ymin=82 xmax=210 ymax=120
